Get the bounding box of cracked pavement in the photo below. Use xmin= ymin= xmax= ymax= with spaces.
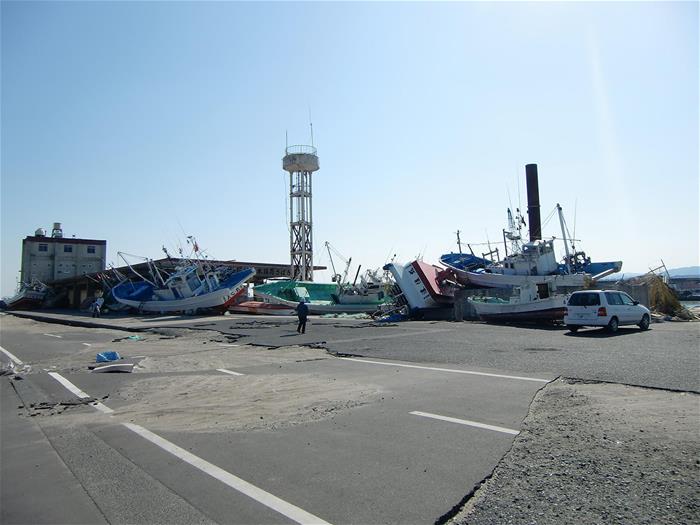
xmin=2 ymin=310 xmax=698 ymax=524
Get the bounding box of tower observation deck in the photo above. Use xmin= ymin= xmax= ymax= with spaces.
xmin=283 ymin=145 xmax=319 ymax=281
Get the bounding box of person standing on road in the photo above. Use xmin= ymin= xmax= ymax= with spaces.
xmin=91 ymin=296 xmax=104 ymax=318
xmin=296 ymin=300 xmax=309 ymax=334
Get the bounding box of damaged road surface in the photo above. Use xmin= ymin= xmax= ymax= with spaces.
xmin=1 ymin=312 xmax=699 ymax=524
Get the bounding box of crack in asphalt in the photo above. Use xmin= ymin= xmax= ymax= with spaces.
xmin=435 ymin=376 xmax=556 ymax=525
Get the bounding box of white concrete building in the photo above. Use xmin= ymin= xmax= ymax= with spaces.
xmin=20 ymin=223 xmax=106 ymax=284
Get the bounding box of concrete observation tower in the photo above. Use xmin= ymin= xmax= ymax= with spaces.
xmin=283 ymin=143 xmax=319 ymax=281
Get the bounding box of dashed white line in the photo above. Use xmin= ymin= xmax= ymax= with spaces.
xmin=82 ymin=343 xmax=92 ymax=347
xmin=410 ymin=411 xmax=520 ymax=435
xmin=340 ymin=357 xmax=549 ymax=383
xmin=46 ymin=372 xmax=327 ymax=524
xmin=0 ymin=344 xmax=23 ymax=365
xmin=217 ymin=368 xmax=244 ymax=376
xmin=218 ymin=343 xmax=240 ymax=347
xmin=43 ymin=333 xmax=62 ymax=338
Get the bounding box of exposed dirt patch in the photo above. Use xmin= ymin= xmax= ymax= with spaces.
xmin=449 ymin=379 xmax=700 ymax=525
xmin=112 ymin=373 xmax=382 ymax=433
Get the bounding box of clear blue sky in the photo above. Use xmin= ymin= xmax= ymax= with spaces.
xmin=2 ymin=1 xmax=698 ymax=297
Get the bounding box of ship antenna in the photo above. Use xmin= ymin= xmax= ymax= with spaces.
xmin=308 ymin=107 xmax=314 ymax=147
xmin=572 ymin=199 xmax=578 ymax=251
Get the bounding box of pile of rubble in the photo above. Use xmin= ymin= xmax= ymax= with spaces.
xmin=636 ymin=274 xmax=698 ymax=321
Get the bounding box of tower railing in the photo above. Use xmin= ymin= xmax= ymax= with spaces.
xmin=285 ymin=145 xmax=317 ymax=156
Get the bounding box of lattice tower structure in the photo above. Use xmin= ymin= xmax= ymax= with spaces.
xmin=283 ymin=145 xmax=319 ymax=281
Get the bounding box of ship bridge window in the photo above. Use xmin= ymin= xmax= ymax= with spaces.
xmin=87 ymin=246 xmax=96 ymax=254
xmin=38 ymin=244 xmax=48 ymax=252
xmin=186 ymin=272 xmax=201 ymax=291
xmin=64 ymin=245 xmax=73 ymax=253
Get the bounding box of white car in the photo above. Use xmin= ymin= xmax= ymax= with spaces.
xmin=564 ymin=290 xmax=651 ymax=333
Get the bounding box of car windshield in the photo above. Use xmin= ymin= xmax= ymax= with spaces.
xmin=568 ymin=292 xmax=600 ymax=306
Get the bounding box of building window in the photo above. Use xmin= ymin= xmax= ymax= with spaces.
xmin=87 ymin=246 xmax=96 ymax=254
xmin=64 ymin=245 xmax=73 ymax=253
xmin=38 ymin=244 xmax=48 ymax=252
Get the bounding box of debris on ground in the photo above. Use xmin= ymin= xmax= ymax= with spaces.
xmin=320 ymin=313 xmax=372 ymax=319
xmin=112 ymin=335 xmax=145 ymax=342
xmin=96 ymin=351 xmax=121 ymax=362
xmin=22 ymin=398 xmax=99 ymax=416
xmin=374 ymin=312 xmax=408 ymax=323
xmin=626 ymin=273 xmax=699 ymax=321
xmin=92 ymin=362 xmax=135 ymax=373
xmin=1 ymin=361 xmax=16 ymax=376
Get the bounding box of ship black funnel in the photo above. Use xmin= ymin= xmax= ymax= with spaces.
xmin=525 ymin=163 xmax=541 ymax=241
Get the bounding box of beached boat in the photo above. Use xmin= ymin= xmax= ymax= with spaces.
xmin=442 ymin=202 xmax=621 ymax=289
xmin=112 ymin=262 xmax=255 ymax=314
xmin=383 ymin=260 xmax=457 ymax=312
xmin=5 ymin=281 xmax=48 ymax=310
xmin=468 ymin=280 xmax=573 ymax=323
xmin=253 ymin=279 xmax=391 ymax=314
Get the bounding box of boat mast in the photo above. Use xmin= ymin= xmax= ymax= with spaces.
xmin=557 ymin=203 xmax=572 ymax=273
xmin=118 ymin=252 xmax=157 ymax=286
xmin=325 ymin=241 xmax=339 ymax=282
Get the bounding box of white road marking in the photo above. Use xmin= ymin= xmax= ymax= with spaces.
xmin=82 ymin=343 xmax=92 ymax=346
xmin=328 ymin=328 xmax=454 ymax=345
xmin=217 ymin=368 xmax=244 ymax=376
xmin=0 ymin=345 xmax=23 ymax=365
xmin=218 ymin=343 xmax=240 ymax=347
xmin=47 ymin=372 xmax=114 ymax=414
xmin=341 ymin=357 xmax=549 ymax=383
xmin=47 ymin=373 xmax=329 ymax=524
xmin=410 ymin=411 xmax=520 ymax=435
xmin=124 ymin=423 xmax=330 ymax=524
xmin=43 ymin=333 xmax=62 ymax=338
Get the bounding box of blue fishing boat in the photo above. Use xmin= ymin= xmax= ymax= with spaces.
xmin=113 ymin=266 xmax=255 ymax=314
xmin=111 ymin=242 xmax=256 ymax=314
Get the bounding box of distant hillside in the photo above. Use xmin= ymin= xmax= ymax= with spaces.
xmin=667 ymin=266 xmax=700 ymax=278
xmin=599 ymin=266 xmax=699 ymax=282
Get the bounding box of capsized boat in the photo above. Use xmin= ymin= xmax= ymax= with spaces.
xmin=383 ymin=260 xmax=457 ymax=312
xmin=5 ymin=281 xmax=48 ymax=310
xmin=253 ymin=276 xmax=392 ymax=314
xmin=112 ymin=258 xmax=255 ymax=314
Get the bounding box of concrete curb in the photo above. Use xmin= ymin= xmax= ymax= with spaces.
xmin=5 ymin=311 xmax=142 ymax=333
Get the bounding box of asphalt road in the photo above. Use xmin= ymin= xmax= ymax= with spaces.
xmin=1 ymin=311 xmax=698 ymax=524
xmin=146 ymin=313 xmax=698 ymax=392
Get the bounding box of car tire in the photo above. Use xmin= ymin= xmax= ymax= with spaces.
xmin=606 ymin=317 xmax=619 ymax=333
xmin=567 ymin=325 xmax=580 ymax=333
xmin=638 ymin=314 xmax=650 ymax=331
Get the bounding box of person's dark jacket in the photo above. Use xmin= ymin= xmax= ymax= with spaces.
xmin=296 ymin=301 xmax=309 ymax=319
